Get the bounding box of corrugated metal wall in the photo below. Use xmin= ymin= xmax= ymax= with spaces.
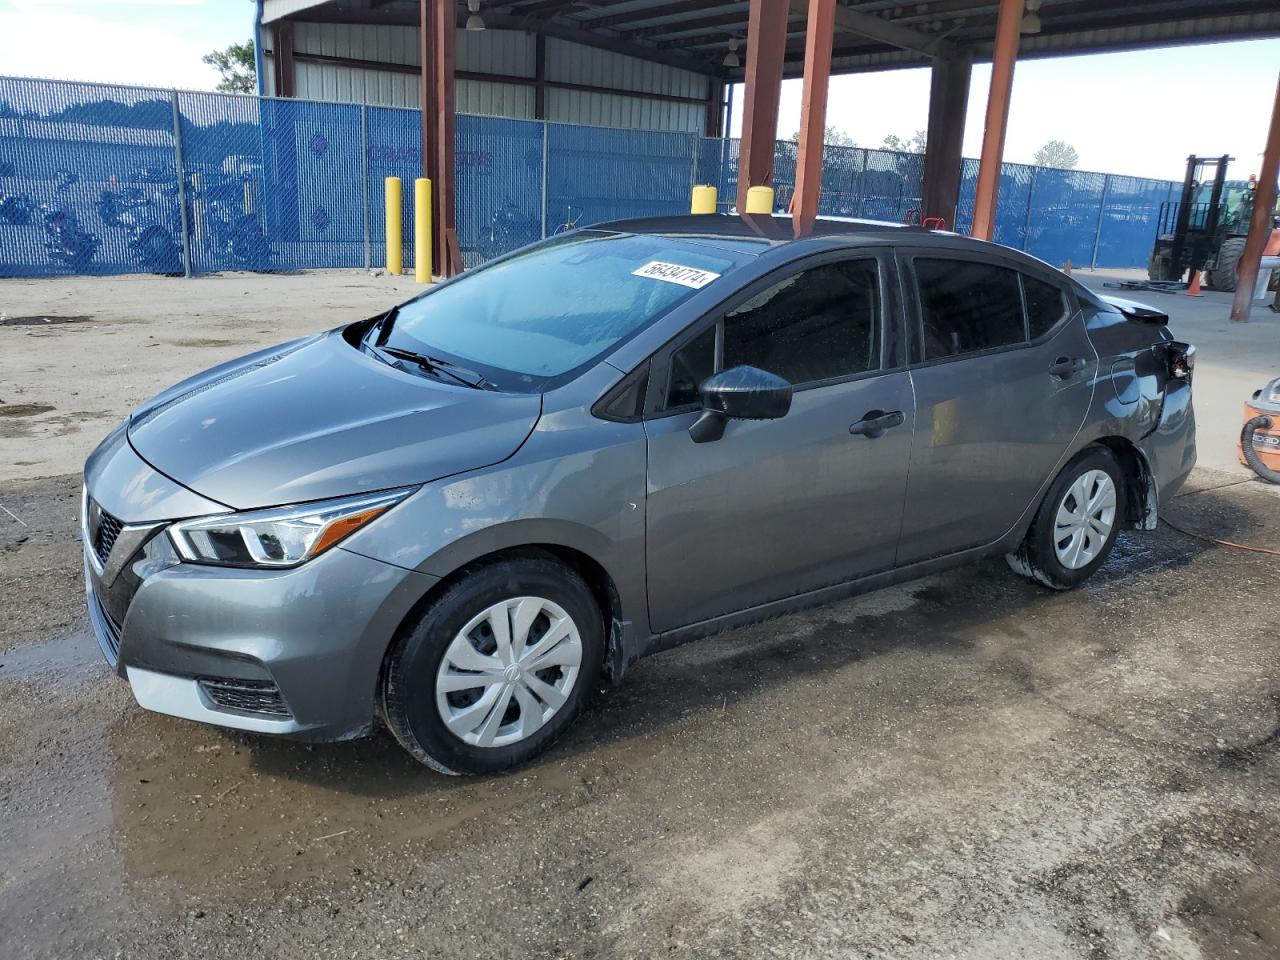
xmin=544 ymin=88 xmax=703 ymax=133
xmin=544 ymin=37 xmax=705 ymax=100
xmin=269 ymin=23 xmax=706 ymax=132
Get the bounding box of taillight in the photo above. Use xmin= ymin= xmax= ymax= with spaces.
xmin=1165 ymin=341 xmax=1195 ymax=382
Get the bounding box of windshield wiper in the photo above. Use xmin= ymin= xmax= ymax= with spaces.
xmin=371 ymin=305 xmax=399 ymax=345
xmin=378 ymin=345 xmax=497 ymax=391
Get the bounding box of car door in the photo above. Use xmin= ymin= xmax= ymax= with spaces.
xmin=895 ymin=251 xmax=1096 ymax=566
xmin=642 ymin=251 xmax=916 ymax=634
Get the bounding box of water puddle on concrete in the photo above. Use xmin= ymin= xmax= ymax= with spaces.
xmin=0 ymin=623 xmax=104 ymax=687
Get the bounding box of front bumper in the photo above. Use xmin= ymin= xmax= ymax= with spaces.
xmin=83 ymin=429 xmax=439 ymax=741
xmin=86 ymin=535 xmax=438 ymax=740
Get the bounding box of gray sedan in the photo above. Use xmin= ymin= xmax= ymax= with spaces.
xmin=82 ymin=215 xmax=1196 ymax=774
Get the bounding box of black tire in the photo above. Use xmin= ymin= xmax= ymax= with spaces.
xmin=1209 ymin=237 xmax=1246 ymax=293
xmin=381 ymin=554 xmax=604 ymax=775
xmin=136 ymin=226 xmax=182 ymax=275
xmin=1006 ymin=446 xmax=1125 ymax=591
xmin=229 ymin=217 xmax=267 ymax=267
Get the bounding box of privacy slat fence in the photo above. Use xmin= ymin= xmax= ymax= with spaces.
xmin=0 ymin=75 xmax=1178 ymax=279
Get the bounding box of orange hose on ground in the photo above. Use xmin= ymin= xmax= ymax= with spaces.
xmin=1159 ymin=516 xmax=1280 ymax=558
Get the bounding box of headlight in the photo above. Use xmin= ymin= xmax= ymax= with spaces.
xmin=168 ymin=488 xmax=414 ymax=568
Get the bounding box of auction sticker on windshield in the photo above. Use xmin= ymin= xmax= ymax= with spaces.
xmin=632 ymin=261 xmax=721 ymax=289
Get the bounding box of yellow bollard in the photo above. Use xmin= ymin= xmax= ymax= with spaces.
xmin=384 ymin=176 xmax=402 ymax=275
xmin=690 ymin=184 xmax=717 ymax=215
xmin=744 ymin=185 xmax=774 ymax=215
xmin=415 ymin=177 xmax=433 ymax=284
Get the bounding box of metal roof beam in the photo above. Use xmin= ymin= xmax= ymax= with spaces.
xmin=635 ymin=8 xmax=799 ymax=38
xmin=588 ymin=0 xmax=749 ymax=30
xmin=481 ymin=13 xmax=721 ymax=73
xmin=803 ymin=0 xmax=959 ymax=57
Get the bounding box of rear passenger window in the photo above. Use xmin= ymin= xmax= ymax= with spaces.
xmin=915 ymin=259 xmax=1026 ymax=360
xmin=1023 ymin=275 xmax=1071 ymax=339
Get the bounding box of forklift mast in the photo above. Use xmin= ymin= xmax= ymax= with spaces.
xmin=1168 ymin=154 xmax=1231 ymax=276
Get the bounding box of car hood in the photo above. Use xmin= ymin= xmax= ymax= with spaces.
xmin=127 ymin=330 xmax=542 ymax=510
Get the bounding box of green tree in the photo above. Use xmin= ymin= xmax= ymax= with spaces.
xmin=882 ymin=130 xmax=927 ymax=154
xmin=1033 ymin=140 xmax=1080 ymax=169
xmin=789 ymin=125 xmax=856 ymax=148
xmin=203 ymin=39 xmax=256 ymax=94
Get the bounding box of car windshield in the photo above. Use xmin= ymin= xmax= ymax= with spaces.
xmin=381 ymin=231 xmax=738 ymax=392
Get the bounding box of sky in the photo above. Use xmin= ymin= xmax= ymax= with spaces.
xmin=0 ymin=0 xmax=251 ymax=91
xmin=731 ymin=37 xmax=1280 ymax=182
xmin=0 ymin=0 xmax=1275 ymax=182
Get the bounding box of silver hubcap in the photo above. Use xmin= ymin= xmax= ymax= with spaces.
xmin=435 ymin=596 xmax=582 ymax=748
xmin=1054 ymin=469 xmax=1117 ymax=570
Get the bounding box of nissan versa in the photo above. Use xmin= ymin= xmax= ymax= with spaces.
xmin=82 ymin=216 xmax=1197 ymax=774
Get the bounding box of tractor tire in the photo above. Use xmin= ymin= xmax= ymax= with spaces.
xmin=1209 ymin=237 xmax=1246 ymax=293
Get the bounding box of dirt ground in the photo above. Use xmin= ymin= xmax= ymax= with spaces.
xmin=2 ymin=269 xmax=1280 ymax=959
xmin=0 ymin=270 xmax=423 ymax=481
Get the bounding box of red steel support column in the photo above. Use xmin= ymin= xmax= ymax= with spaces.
xmin=704 ymin=78 xmax=725 ymax=137
xmin=272 ymin=21 xmax=296 ymax=98
xmin=534 ymin=33 xmax=547 ymax=120
xmin=792 ymin=0 xmax=836 ymax=236
xmin=420 ymin=0 xmax=461 ymax=277
xmin=921 ymin=52 xmax=972 ymax=228
xmin=1230 ymin=73 xmax=1280 ymax=322
xmin=970 ymin=0 xmax=1022 ymax=241
xmin=419 ymin=0 xmax=437 ymax=227
xmin=736 ymin=0 xmax=789 ymax=213
xmin=432 ymin=0 xmax=461 ymax=275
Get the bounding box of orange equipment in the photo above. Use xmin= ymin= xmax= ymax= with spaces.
xmin=1239 ymin=377 xmax=1280 ymax=483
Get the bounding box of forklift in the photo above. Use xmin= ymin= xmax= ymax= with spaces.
xmin=1148 ymin=154 xmax=1279 ymax=292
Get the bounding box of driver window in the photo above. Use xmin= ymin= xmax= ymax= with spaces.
xmin=665 ymin=324 xmax=716 ymax=409
xmin=722 ymin=259 xmax=882 ymax=386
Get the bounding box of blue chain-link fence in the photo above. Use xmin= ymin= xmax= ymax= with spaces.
xmin=1 ymin=74 xmax=1178 ymax=279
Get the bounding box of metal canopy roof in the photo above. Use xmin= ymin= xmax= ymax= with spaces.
xmin=265 ymin=0 xmax=1280 ymax=79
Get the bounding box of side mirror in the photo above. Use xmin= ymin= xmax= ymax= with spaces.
xmin=689 ymin=365 xmax=792 ymax=444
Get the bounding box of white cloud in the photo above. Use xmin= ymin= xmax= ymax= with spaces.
xmin=10 ymin=0 xmax=208 ymax=7
xmin=732 ymin=39 xmax=1280 ymax=183
xmin=0 ymin=6 xmax=223 ymax=90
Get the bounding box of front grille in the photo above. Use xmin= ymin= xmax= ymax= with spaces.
xmin=197 ymin=677 xmax=292 ymax=719
xmin=93 ymin=507 xmax=124 ymax=566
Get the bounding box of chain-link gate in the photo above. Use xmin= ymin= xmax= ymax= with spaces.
xmin=0 ymin=74 xmax=1180 ymax=279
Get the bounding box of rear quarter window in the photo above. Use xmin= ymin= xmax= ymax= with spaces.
xmin=1023 ymin=275 xmax=1072 ymax=340
xmin=914 ymin=258 xmax=1026 ymax=360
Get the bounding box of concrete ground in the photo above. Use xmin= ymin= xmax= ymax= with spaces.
xmin=1074 ymin=268 xmax=1280 ymax=473
xmin=1 ymin=268 xmax=1279 ymax=959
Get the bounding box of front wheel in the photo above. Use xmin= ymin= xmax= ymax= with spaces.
xmin=1007 ymin=446 xmax=1124 ymax=590
xmin=1209 ymin=237 xmax=1246 ymax=293
xmin=381 ymin=555 xmax=603 ymax=775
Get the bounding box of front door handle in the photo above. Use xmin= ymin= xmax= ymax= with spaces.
xmin=849 ymin=409 xmax=905 ymax=439
xmin=1049 ymin=356 xmax=1087 ymax=379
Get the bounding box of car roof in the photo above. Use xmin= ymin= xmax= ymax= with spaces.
xmin=593 ymin=213 xmax=932 ymax=241
xmin=592 ymin=213 xmax=1006 ymax=256
xmin=591 ymin=212 xmax=1086 ymax=296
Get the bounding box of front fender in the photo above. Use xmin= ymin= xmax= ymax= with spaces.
xmin=339 ymin=410 xmax=650 ymax=642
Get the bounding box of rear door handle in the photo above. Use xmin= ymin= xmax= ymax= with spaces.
xmin=1049 ymin=356 xmax=1087 ymax=379
xmin=849 ymin=409 xmax=905 ymax=438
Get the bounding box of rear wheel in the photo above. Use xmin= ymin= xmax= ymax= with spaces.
xmin=1006 ymin=447 xmax=1124 ymax=590
xmin=381 ymin=555 xmax=603 ymax=775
